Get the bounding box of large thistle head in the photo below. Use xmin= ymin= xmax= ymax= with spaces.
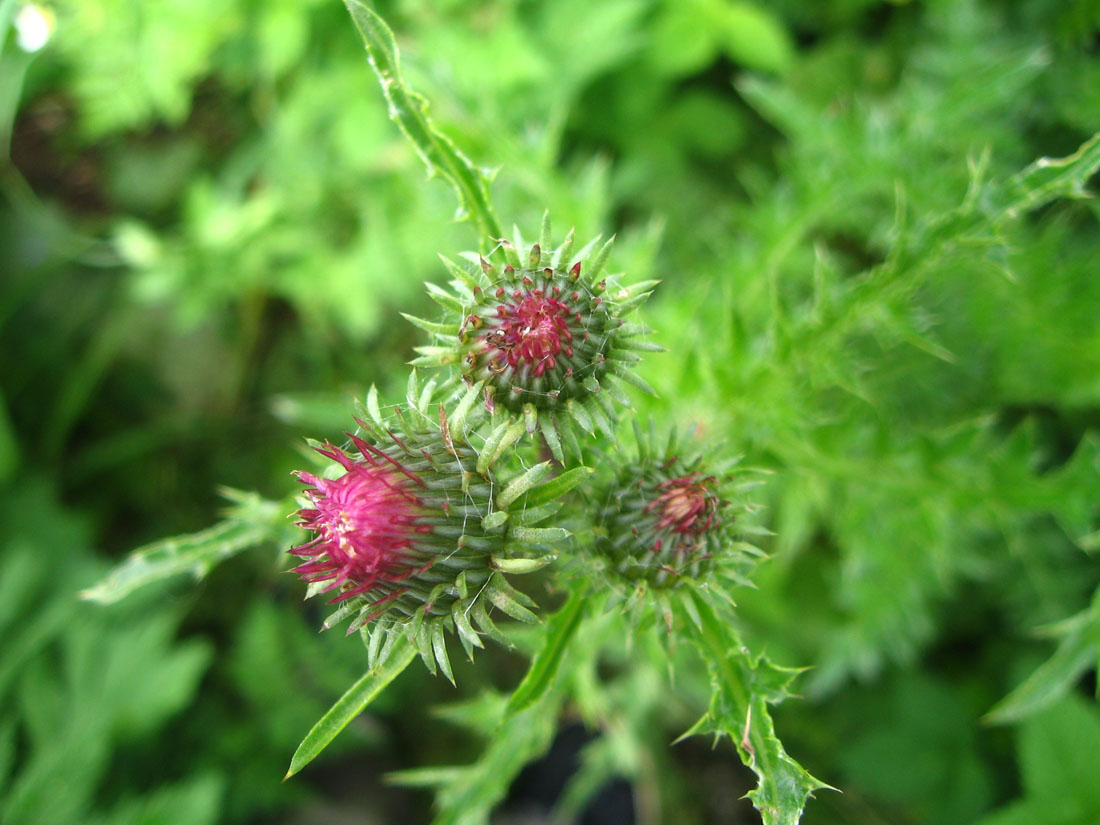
xmin=406 ymin=214 xmax=660 ymax=461
xmin=589 ymin=422 xmax=766 ymax=615
xmin=289 ymin=374 xmax=589 ymax=679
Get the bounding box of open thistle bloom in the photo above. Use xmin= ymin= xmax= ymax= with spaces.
xmin=592 ymin=423 xmax=764 ymax=592
xmin=405 ymin=214 xmax=661 ymax=460
xmin=289 ymin=377 xmax=588 ymax=678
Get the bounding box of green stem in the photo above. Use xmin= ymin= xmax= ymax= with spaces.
xmin=344 ymin=1 xmax=503 ymax=245
xmin=678 ymin=588 xmax=826 ymax=825
xmin=505 ymin=584 xmax=592 ymax=714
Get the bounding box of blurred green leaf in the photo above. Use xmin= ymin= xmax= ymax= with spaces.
xmin=389 ymin=690 xmax=563 ymax=825
xmin=89 ymin=774 xmax=223 ymax=825
xmin=0 ymin=388 xmax=18 ymax=482
xmin=987 ymin=591 xmax=1100 ymax=725
xmin=80 ymin=490 xmax=294 ymax=605
xmin=712 ymin=1 xmax=793 ymax=72
xmin=978 ymin=695 xmax=1100 ymax=825
xmin=840 ymin=674 xmax=994 ymax=825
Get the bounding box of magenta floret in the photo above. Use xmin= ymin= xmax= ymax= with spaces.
xmin=291 ymin=441 xmax=430 ymax=605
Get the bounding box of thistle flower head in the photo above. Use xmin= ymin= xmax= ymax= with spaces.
xmin=289 ymin=376 xmax=589 ymax=677
xmin=592 ymin=424 xmax=763 ymax=591
xmin=406 ymin=213 xmax=660 ymax=460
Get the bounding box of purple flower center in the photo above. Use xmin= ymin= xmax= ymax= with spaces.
xmin=291 ymin=443 xmax=430 ymax=603
xmin=646 ymin=475 xmax=719 ymax=537
xmin=482 ymin=290 xmax=579 ymax=378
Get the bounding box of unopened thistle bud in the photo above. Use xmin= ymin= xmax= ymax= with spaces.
xmin=592 ymin=424 xmax=763 ymax=591
xmin=405 ymin=213 xmax=661 ymax=460
xmin=289 ymin=377 xmax=587 ymax=678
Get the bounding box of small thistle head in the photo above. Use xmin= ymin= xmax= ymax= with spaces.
xmin=591 ymin=424 xmax=762 ymax=591
xmin=408 ymin=214 xmax=660 ymax=460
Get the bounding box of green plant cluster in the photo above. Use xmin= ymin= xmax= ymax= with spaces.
xmin=3 ymin=0 xmax=1100 ymax=824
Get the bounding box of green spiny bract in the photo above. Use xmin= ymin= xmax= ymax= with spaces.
xmin=591 ymin=423 xmax=765 ymax=596
xmin=405 ymin=214 xmax=660 ymax=461
xmin=290 ymin=375 xmax=588 ymax=680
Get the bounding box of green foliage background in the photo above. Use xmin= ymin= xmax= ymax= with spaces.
xmin=3 ymin=0 xmax=1100 ymax=822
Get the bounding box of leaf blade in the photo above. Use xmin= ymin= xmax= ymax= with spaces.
xmin=285 ymin=636 xmax=416 ymax=779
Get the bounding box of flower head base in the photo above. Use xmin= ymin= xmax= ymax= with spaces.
xmin=406 ymin=214 xmax=660 ymax=460
xmin=592 ymin=425 xmax=762 ymax=591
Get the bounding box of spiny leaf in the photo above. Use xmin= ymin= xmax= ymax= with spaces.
xmin=80 ymin=490 xmax=291 ymax=605
xmin=1000 ymin=131 xmax=1100 ymax=218
xmin=677 ymin=588 xmax=828 ymax=825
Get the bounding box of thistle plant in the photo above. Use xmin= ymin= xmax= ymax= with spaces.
xmin=83 ymin=2 xmax=829 ymax=823
xmin=21 ymin=0 xmax=1100 ymax=821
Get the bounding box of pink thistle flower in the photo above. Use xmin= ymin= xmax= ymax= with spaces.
xmin=286 ymin=411 xmax=558 ymax=650
xmin=290 ymin=439 xmax=432 ymax=607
